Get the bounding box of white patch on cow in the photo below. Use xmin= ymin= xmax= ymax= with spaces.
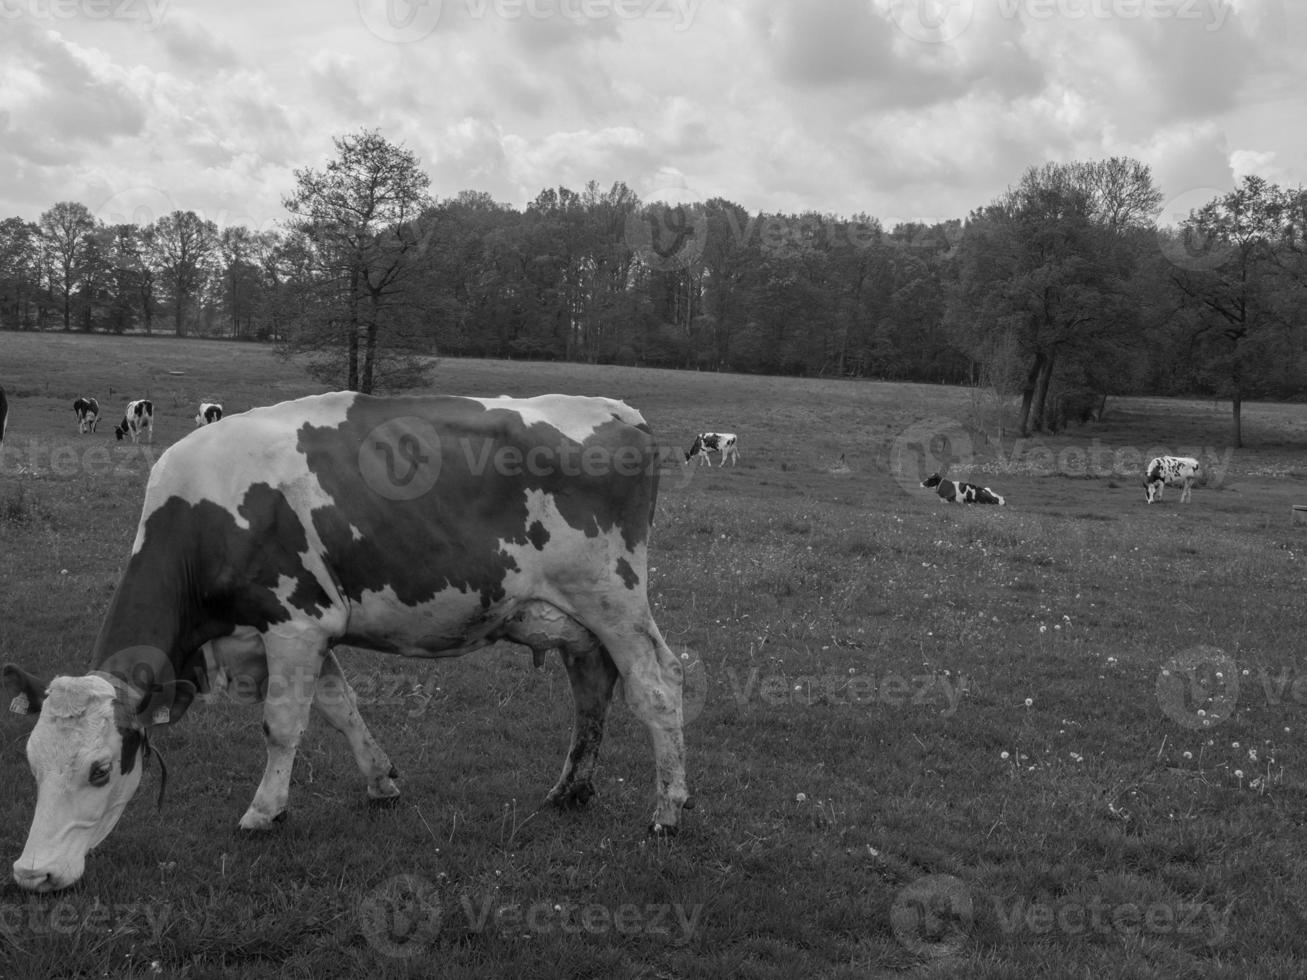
xmin=133 ymin=393 xmax=357 ymax=552
xmin=347 ymin=582 xmax=494 ymax=657
xmin=472 ymin=395 xmax=639 ymax=444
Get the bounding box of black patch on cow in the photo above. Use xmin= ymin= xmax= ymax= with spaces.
xmin=527 ymin=520 xmax=550 ymax=551
xmin=261 ymin=721 xmax=271 ymax=739
xmin=119 ymin=728 xmax=142 ymax=777
xmin=90 ymin=487 xmax=334 ymax=685
xmin=296 ymin=395 xmax=657 ymax=611
xmin=615 ymin=557 xmax=639 ymax=590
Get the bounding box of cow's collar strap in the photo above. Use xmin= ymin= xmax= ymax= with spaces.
xmin=91 ymin=671 xmax=171 ymax=810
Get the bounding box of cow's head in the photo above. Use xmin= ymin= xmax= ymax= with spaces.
xmin=3 ymin=664 xmax=193 ymax=892
xmin=921 ymin=473 xmax=944 ymax=489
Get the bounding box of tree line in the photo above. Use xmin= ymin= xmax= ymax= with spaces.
xmin=2 ymin=130 xmax=1305 ymax=443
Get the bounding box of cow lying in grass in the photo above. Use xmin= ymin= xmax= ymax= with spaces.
xmin=921 ymin=472 xmax=1005 ymax=506
xmin=1144 ymin=455 xmax=1201 ymax=503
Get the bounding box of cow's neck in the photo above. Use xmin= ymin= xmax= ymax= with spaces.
xmin=87 ymin=543 xmax=208 ymax=688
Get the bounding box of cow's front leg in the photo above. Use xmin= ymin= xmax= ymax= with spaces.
xmin=546 ymin=643 xmax=620 ymax=810
xmin=312 ymin=651 xmax=400 ymax=805
xmin=239 ymin=632 xmax=324 ymax=830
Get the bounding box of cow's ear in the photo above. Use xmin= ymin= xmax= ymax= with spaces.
xmin=136 ymin=680 xmax=197 ymax=727
xmin=3 ymin=664 xmax=48 ymax=716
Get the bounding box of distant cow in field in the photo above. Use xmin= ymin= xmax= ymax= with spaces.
xmin=114 ymin=399 xmax=153 ymax=443
xmin=1144 ymin=456 xmax=1200 ymax=503
xmin=73 ymin=397 xmax=100 ymax=434
xmin=685 ymin=432 xmax=738 ymax=467
xmin=195 ymin=402 xmax=223 ymax=426
xmin=921 ymin=472 xmax=1005 ymax=506
xmin=0 ymin=386 xmax=7 ymax=444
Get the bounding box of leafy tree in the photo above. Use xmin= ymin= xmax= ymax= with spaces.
xmin=39 ymin=201 xmax=98 ymax=331
xmin=1170 ymin=176 xmax=1307 ymax=446
xmin=149 ymin=210 xmax=219 ymax=337
xmin=282 ymin=129 xmax=433 ymax=392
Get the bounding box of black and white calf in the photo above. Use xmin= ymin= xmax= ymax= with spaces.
xmin=195 ymin=402 xmax=223 ymax=426
xmin=114 ymin=399 xmax=154 ymax=443
xmin=921 ymin=472 xmax=1005 ymax=506
xmin=685 ymin=432 xmax=738 ymax=467
xmin=1144 ymin=456 xmax=1200 ymax=503
xmin=73 ymin=397 xmax=100 ymax=434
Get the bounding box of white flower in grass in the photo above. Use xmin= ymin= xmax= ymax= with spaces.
xmin=796 ymin=792 xmax=807 ymax=803
xmin=1000 ymin=751 xmax=1010 ymax=760
xmin=1183 ymin=751 xmax=1193 ymax=760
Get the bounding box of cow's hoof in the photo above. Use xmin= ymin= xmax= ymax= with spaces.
xmin=237 ymin=809 xmax=286 ymax=832
xmin=547 ymin=780 xmax=596 ymax=810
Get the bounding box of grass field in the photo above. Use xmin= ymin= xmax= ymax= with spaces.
xmin=3 ymin=332 xmax=1307 ymax=978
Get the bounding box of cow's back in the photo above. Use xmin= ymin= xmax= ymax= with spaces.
xmin=132 ymin=392 xmax=662 ymax=655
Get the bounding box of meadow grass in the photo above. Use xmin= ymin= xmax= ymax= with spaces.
xmin=2 ymin=332 xmax=1307 ymax=977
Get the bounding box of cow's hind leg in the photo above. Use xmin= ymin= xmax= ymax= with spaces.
xmin=239 ymin=630 xmax=327 ymax=830
xmin=312 ymin=651 xmax=401 ymax=806
xmin=500 ymin=601 xmax=616 ymax=810
xmin=546 ymin=643 xmax=620 ymax=809
xmin=590 ymin=618 xmax=690 ymax=835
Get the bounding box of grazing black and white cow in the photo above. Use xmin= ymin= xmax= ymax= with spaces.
xmin=921 ymin=472 xmax=1005 ymax=506
xmin=1144 ymin=455 xmax=1201 ymax=503
xmin=0 ymin=386 xmax=7 ymax=444
xmin=73 ymin=396 xmax=100 ymax=434
xmin=195 ymin=402 xmax=223 ymax=427
xmin=684 ymin=432 xmax=738 ymax=467
xmin=114 ymin=399 xmax=153 ymax=443
xmin=3 ymin=392 xmax=690 ymax=892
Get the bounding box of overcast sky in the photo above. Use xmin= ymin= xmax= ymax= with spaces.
xmin=1 ymin=0 xmax=1302 ymax=234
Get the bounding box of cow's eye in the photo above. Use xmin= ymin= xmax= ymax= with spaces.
xmin=89 ymin=761 xmax=113 ymax=787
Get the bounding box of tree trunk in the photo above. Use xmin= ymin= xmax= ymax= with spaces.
xmin=361 ymin=291 xmax=380 ymax=394
xmin=1019 ymin=352 xmax=1045 ymax=436
xmin=1231 ymin=392 xmax=1242 ymax=449
xmin=346 ymin=269 xmax=361 ymax=391
xmin=1031 ymin=352 xmax=1056 ymax=431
